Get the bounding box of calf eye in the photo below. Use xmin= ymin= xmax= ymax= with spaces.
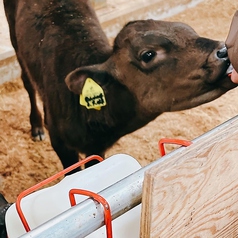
xmin=141 ymin=50 xmax=157 ymax=63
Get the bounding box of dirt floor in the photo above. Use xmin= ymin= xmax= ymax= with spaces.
xmin=1 ymin=0 xmax=238 ymax=203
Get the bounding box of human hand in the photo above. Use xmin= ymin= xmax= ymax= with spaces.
xmin=231 ymin=69 xmax=238 ymax=84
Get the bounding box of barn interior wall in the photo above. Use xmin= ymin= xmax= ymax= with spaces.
xmin=0 ymin=0 xmax=204 ymax=84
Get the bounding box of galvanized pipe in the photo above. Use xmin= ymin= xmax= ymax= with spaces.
xmin=19 ymin=115 xmax=238 ymax=238
xmin=18 ymin=165 xmax=146 ymax=238
xmin=18 ymin=156 xmax=165 ymax=238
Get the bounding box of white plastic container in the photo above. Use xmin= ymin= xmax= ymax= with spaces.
xmin=5 ymin=154 xmax=142 ymax=238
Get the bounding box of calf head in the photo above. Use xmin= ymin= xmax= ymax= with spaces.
xmin=66 ymin=19 xmax=236 ymax=122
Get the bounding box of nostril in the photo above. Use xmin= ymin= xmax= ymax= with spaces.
xmin=216 ymin=47 xmax=228 ymax=58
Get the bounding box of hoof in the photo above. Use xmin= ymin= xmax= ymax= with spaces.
xmin=32 ymin=127 xmax=45 ymax=141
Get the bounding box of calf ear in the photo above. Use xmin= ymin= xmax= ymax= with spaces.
xmin=65 ymin=66 xmax=109 ymax=94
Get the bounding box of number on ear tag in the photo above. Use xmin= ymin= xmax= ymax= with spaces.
xmin=79 ymin=78 xmax=106 ymax=110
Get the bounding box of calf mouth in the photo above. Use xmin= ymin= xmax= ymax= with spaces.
xmin=215 ymin=62 xmax=237 ymax=90
xmin=206 ymin=52 xmax=236 ymax=90
xmin=188 ymin=67 xmax=236 ymax=108
xmin=211 ymin=46 xmax=236 ymax=89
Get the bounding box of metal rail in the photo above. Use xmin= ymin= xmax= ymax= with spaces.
xmin=19 ymin=115 xmax=238 ymax=238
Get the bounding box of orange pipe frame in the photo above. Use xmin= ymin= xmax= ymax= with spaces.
xmin=69 ymin=189 xmax=113 ymax=238
xmin=159 ymin=138 xmax=192 ymax=156
xmin=15 ymin=155 xmax=104 ymax=232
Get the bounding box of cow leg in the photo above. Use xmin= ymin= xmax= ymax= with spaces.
xmin=4 ymin=1 xmax=44 ymax=141
xmin=85 ymin=151 xmax=105 ymax=168
xmin=49 ymin=132 xmax=80 ymax=174
xmin=43 ymin=105 xmax=48 ymax=131
xmin=84 ymin=159 xmax=100 ymax=168
xmin=20 ymin=69 xmax=45 ymax=141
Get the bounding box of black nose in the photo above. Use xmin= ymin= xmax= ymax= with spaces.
xmin=217 ymin=47 xmax=228 ymax=58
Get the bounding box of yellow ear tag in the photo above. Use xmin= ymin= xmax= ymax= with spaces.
xmin=79 ymin=78 xmax=106 ymax=110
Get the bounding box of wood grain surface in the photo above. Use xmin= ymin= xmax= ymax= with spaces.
xmin=141 ymin=116 xmax=238 ymax=238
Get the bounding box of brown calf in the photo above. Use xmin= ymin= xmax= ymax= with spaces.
xmin=3 ymin=0 xmax=236 ymax=170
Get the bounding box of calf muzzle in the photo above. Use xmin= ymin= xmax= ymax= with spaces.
xmin=216 ymin=47 xmax=228 ymax=59
xmin=216 ymin=46 xmax=234 ymax=76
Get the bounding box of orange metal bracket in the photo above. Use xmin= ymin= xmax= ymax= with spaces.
xmin=16 ymin=155 xmax=104 ymax=232
xmin=69 ymin=189 xmax=113 ymax=238
xmin=159 ymin=138 xmax=192 ymax=156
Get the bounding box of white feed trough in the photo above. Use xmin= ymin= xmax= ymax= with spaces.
xmin=6 ymin=154 xmax=142 ymax=238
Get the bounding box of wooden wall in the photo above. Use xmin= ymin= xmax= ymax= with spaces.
xmin=91 ymin=0 xmax=107 ymax=9
xmin=141 ymin=115 xmax=238 ymax=237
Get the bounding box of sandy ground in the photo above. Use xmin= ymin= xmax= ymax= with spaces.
xmin=1 ymin=0 xmax=238 ymax=203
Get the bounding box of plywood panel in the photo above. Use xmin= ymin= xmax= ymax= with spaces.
xmin=141 ymin=115 xmax=238 ymax=238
